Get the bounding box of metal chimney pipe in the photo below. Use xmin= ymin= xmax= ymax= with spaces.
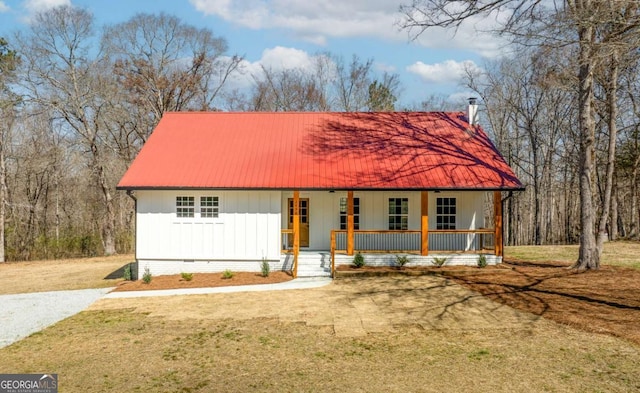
xmin=468 ymin=97 xmax=478 ymax=126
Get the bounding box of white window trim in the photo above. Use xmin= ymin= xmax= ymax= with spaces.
xmin=388 ymin=197 xmax=409 ymax=231
xmin=175 ymin=194 xmax=222 ymax=221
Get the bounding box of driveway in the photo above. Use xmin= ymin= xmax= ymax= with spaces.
xmin=0 ymin=288 xmax=112 ymax=348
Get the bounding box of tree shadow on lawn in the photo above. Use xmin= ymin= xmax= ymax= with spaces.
xmin=445 ymin=260 xmax=640 ymax=345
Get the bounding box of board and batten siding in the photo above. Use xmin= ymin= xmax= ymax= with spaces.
xmin=136 ymin=190 xmax=282 ymax=276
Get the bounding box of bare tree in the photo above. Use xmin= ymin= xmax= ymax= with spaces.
xmin=333 ymin=55 xmax=374 ymax=112
xmin=400 ymin=0 xmax=640 ymax=269
xmin=102 ymin=13 xmax=242 ymax=144
xmin=0 ymin=37 xmax=18 ymax=262
xmin=251 ymin=65 xmax=328 ymax=111
xmin=16 ymin=6 xmax=119 ymax=255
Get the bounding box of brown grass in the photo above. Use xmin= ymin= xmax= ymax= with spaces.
xmin=0 ymin=254 xmax=133 ymax=294
xmin=1 ymin=244 xmax=640 ymax=392
xmin=505 ymin=240 xmax=640 ymax=269
xmin=1 ymin=276 xmax=639 ymax=392
xmin=446 ymin=260 xmax=640 ymax=345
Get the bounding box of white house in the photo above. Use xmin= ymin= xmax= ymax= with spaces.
xmin=117 ymin=106 xmax=523 ymax=278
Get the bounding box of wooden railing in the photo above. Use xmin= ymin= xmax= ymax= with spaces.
xmin=281 ymin=229 xmax=293 ymax=253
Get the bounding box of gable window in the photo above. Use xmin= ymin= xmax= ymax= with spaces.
xmin=388 ymin=198 xmax=408 ymax=230
xmin=339 ymin=197 xmax=360 ymax=230
xmin=200 ymin=196 xmax=219 ymax=218
xmin=436 ymin=197 xmax=456 ymax=229
xmin=176 ymin=196 xmax=194 ymax=218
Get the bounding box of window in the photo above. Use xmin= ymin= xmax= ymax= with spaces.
xmin=176 ymin=196 xmax=194 ymax=218
xmin=436 ymin=197 xmax=456 ymax=229
xmin=388 ymin=198 xmax=408 ymax=230
xmin=200 ymin=196 xmax=219 ymax=218
xmin=339 ymin=197 xmax=360 ymax=230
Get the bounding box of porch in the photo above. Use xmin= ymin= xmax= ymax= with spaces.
xmin=282 ymin=190 xmax=504 ymax=278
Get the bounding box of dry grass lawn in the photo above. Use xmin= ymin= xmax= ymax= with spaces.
xmin=0 ymin=254 xmax=133 ymax=294
xmin=505 ymin=240 xmax=640 ymax=269
xmin=1 ymin=276 xmax=639 ymax=392
xmin=1 ymin=242 xmax=640 ymax=392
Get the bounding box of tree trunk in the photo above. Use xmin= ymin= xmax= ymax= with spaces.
xmin=575 ymin=18 xmax=599 ymax=270
xmin=0 ymin=130 xmax=5 ymax=263
xmin=611 ymin=175 xmax=618 ymax=241
xmin=596 ymin=50 xmax=619 ymax=256
xmin=91 ymin=143 xmax=117 ymax=255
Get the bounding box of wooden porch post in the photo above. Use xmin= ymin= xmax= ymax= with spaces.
xmin=347 ymin=191 xmax=354 ymax=256
xmin=421 ymin=191 xmax=429 ymax=256
xmin=293 ymin=190 xmax=300 ymax=277
xmin=494 ymin=191 xmax=503 ymax=257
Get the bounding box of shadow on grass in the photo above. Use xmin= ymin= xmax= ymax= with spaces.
xmin=104 ymin=262 xmax=136 ymax=280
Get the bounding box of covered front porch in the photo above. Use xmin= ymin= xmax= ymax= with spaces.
xmin=281 ymin=190 xmax=504 ymax=277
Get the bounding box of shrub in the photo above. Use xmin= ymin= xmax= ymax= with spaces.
xmin=222 ymin=269 xmax=234 ymax=279
xmin=260 ymin=258 xmax=271 ymax=277
xmin=123 ymin=264 xmax=132 ymax=281
xmin=181 ymin=272 xmax=194 ymax=281
xmin=477 ymin=254 xmax=488 ymax=268
xmin=142 ymin=266 xmax=152 ymax=284
xmin=395 ymin=255 xmax=410 ymax=269
xmin=432 ymin=256 xmax=447 ymax=267
xmin=353 ymin=252 xmax=365 ymax=268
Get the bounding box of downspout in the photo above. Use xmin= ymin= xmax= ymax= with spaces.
xmin=126 ymin=190 xmax=138 ymax=279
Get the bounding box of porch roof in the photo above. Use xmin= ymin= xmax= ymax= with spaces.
xmin=117 ymin=111 xmax=523 ymax=191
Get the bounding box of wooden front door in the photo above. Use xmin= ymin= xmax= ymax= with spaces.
xmin=288 ymin=198 xmax=310 ymax=247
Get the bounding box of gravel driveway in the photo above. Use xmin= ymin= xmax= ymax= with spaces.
xmin=0 ymin=288 xmax=112 ymax=348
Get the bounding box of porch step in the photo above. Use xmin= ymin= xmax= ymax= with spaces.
xmin=295 ymin=252 xmax=332 ymax=278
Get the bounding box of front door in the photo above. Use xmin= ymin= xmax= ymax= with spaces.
xmin=288 ymin=198 xmax=310 ymax=247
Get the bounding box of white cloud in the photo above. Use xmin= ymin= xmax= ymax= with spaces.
xmin=190 ymin=0 xmax=505 ymax=56
xmin=21 ymin=0 xmax=71 ymax=22
xmin=23 ymin=0 xmax=70 ymax=12
xmin=0 ymin=2 xmax=10 ymax=12
xmin=190 ymin=0 xmax=409 ymax=44
xmin=407 ymin=60 xmax=482 ymax=84
xmin=227 ymin=46 xmax=319 ymax=90
xmin=259 ymin=46 xmax=314 ymax=70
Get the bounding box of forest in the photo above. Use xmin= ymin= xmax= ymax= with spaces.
xmin=0 ymin=3 xmax=639 ymax=267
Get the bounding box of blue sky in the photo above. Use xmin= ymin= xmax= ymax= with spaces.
xmin=0 ymin=0 xmax=505 ymax=108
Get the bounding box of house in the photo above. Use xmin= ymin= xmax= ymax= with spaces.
xmin=117 ymin=102 xmax=523 ymax=278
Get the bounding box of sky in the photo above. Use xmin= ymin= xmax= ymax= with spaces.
xmin=0 ymin=0 xmax=507 ymax=109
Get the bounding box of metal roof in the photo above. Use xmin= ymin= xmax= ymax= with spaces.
xmin=117 ymin=111 xmax=523 ymax=191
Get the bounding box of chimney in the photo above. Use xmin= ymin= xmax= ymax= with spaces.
xmin=468 ymin=97 xmax=478 ymax=126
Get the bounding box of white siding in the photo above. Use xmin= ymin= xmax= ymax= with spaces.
xmin=136 ymin=190 xmax=281 ymax=276
xmin=135 ymin=189 xmax=489 ymax=276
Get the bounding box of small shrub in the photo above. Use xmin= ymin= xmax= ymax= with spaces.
xmin=352 ymin=252 xmax=365 ymax=268
xmin=222 ymin=269 xmax=234 ymax=279
xmin=395 ymin=255 xmax=410 ymax=269
xmin=181 ymin=272 xmax=194 ymax=281
xmin=142 ymin=266 xmax=152 ymax=284
xmin=477 ymin=254 xmax=488 ymax=268
xmin=123 ymin=264 xmax=132 ymax=281
xmin=260 ymin=258 xmax=271 ymax=277
xmin=433 ymin=256 xmax=447 ymax=267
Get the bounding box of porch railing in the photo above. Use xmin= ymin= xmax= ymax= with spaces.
xmin=281 ymin=229 xmax=293 ymax=253
xmin=330 ymin=229 xmax=495 ymax=254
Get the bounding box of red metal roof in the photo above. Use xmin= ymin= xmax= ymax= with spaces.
xmin=117 ymin=112 xmax=523 ymax=190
